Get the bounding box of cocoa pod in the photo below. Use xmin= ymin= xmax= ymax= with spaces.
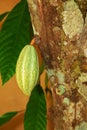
xmin=16 ymin=45 xmax=39 ymax=96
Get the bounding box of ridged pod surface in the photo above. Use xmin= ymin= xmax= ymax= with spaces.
xmin=16 ymin=45 xmax=39 ymax=96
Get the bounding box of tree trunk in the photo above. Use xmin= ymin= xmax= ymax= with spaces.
xmin=27 ymin=0 xmax=87 ymax=130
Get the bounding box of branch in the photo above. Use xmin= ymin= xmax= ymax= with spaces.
xmin=27 ymin=0 xmax=87 ymax=130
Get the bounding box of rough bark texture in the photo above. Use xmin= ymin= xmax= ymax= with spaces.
xmin=27 ymin=0 xmax=87 ymax=130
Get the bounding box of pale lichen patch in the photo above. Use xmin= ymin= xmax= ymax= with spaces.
xmin=75 ymin=121 xmax=87 ymax=130
xmin=63 ymin=97 xmax=70 ymax=106
xmin=62 ymin=0 xmax=84 ymax=38
xmin=56 ymin=84 xmax=65 ymax=95
xmin=78 ymin=73 xmax=87 ymax=82
xmin=76 ymin=73 xmax=87 ymax=100
xmin=57 ymin=70 xmax=65 ymax=84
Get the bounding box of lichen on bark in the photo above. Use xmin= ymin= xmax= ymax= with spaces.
xmin=27 ymin=0 xmax=87 ymax=130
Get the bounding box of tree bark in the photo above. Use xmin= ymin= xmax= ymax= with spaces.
xmin=27 ymin=0 xmax=87 ymax=130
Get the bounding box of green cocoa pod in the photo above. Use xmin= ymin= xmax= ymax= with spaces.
xmin=16 ymin=45 xmax=39 ymax=96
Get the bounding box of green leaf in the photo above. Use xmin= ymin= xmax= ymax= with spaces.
xmin=0 ymin=12 xmax=9 ymax=22
xmin=24 ymin=85 xmax=47 ymax=130
xmin=0 ymin=0 xmax=33 ymax=84
xmin=0 ymin=111 xmax=17 ymax=126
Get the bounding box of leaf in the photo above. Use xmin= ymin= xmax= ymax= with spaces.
xmin=0 ymin=0 xmax=33 ymax=84
xmin=24 ymin=85 xmax=47 ymax=130
xmin=0 ymin=111 xmax=17 ymax=126
xmin=0 ymin=12 xmax=9 ymax=22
